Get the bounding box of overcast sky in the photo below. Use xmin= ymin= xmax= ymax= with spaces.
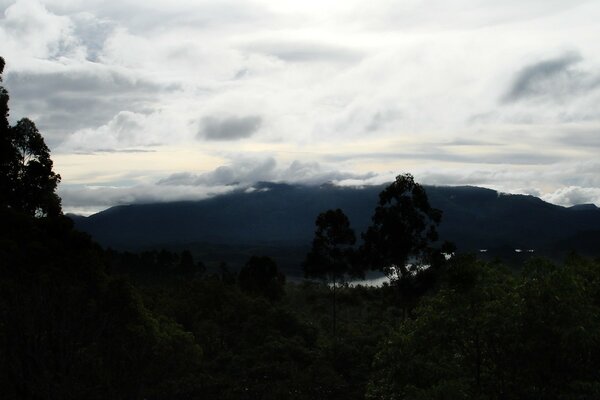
xmin=1 ymin=0 xmax=600 ymax=214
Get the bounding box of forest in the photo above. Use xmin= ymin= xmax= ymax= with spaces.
xmin=3 ymin=55 xmax=600 ymax=399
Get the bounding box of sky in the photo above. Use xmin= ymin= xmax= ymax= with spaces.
xmin=1 ymin=0 xmax=600 ymax=215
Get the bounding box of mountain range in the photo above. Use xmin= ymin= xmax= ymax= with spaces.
xmin=70 ymin=183 xmax=600 ymax=273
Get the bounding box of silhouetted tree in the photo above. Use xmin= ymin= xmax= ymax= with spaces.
xmin=10 ymin=118 xmax=62 ymax=216
xmin=178 ymin=249 xmax=195 ymax=277
xmin=1 ymin=56 xmax=13 ymax=208
xmin=361 ymin=174 xmax=441 ymax=313
xmin=362 ymin=173 xmax=441 ymax=276
xmin=219 ymin=262 xmax=236 ymax=285
xmin=157 ymin=249 xmax=177 ymax=270
xmin=0 ymin=57 xmax=61 ymax=217
xmin=303 ymin=209 xmax=358 ymax=343
xmin=238 ymin=256 xmax=285 ymax=301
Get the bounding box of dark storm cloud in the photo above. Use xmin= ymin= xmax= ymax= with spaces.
xmin=503 ymin=52 xmax=600 ymax=102
xmin=199 ymin=115 xmax=262 ymax=141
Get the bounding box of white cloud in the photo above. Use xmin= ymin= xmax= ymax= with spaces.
xmin=58 ymin=109 xmax=191 ymax=151
xmin=59 ymin=183 xmax=235 ymax=215
xmin=2 ymin=0 xmax=600 ymax=212
xmin=157 ymin=157 xmax=374 ymax=187
xmin=0 ymin=0 xmax=84 ymax=60
xmin=543 ymin=186 xmax=600 ymax=207
xmin=60 ymin=157 xmax=375 ymax=214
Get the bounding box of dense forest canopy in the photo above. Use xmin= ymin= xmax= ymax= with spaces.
xmin=2 ymin=55 xmax=600 ymax=399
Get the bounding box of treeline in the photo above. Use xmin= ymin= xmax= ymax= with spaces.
xmin=4 ymin=210 xmax=600 ymax=399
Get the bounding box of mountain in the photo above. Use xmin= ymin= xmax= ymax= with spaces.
xmin=71 ymin=183 xmax=600 ymax=271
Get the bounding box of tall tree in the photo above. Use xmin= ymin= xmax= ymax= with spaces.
xmin=361 ymin=174 xmax=441 ymax=310
xmin=303 ymin=208 xmax=358 ymax=343
xmin=0 ymin=56 xmax=14 ymax=208
xmin=0 ymin=57 xmax=61 ymax=217
xmin=10 ymin=118 xmax=62 ymax=216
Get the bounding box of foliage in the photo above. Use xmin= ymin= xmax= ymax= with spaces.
xmin=0 ymin=57 xmax=61 ymax=217
xmin=303 ymin=208 xmax=360 ymax=344
xmin=303 ymin=208 xmax=359 ymax=283
xmin=238 ymin=255 xmax=286 ymax=301
xmin=362 ymin=173 xmax=441 ymax=280
xmin=0 ymin=210 xmax=203 ymax=399
xmin=367 ymin=255 xmax=600 ymax=400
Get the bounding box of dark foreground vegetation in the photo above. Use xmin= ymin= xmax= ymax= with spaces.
xmin=3 ymin=56 xmax=600 ymax=399
xmin=3 ymin=213 xmax=600 ymax=399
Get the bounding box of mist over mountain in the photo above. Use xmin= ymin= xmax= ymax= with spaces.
xmin=70 ymin=183 xmax=600 ymax=270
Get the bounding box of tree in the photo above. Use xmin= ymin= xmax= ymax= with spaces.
xmin=238 ymin=256 xmax=286 ymax=301
xmin=1 ymin=56 xmax=13 ymax=208
xmin=367 ymin=256 xmax=600 ymax=400
xmin=0 ymin=57 xmax=61 ymax=217
xmin=177 ymin=249 xmax=195 ymax=277
xmin=366 ymin=258 xmax=520 ymax=400
xmin=303 ymin=208 xmax=359 ymax=343
xmin=10 ymin=118 xmax=62 ymax=216
xmin=361 ymin=174 xmax=441 ymax=311
xmin=304 ymin=209 xmax=359 ymax=283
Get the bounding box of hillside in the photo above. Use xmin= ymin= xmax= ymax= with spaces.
xmin=71 ymin=183 xmax=600 ymax=271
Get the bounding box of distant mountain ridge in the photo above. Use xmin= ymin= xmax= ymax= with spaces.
xmin=71 ymin=183 xmax=600 ymax=262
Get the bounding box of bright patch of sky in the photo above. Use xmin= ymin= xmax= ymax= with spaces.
xmin=1 ymin=0 xmax=599 ymax=214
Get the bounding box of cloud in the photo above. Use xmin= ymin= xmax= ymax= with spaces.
xmin=542 ymin=186 xmax=600 ymax=207
xmin=282 ymin=160 xmax=376 ymax=184
xmin=412 ymin=159 xmax=600 ymax=206
xmin=70 ymin=12 xmax=116 ymax=62
xmin=0 ymin=0 xmax=83 ymax=59
xmin=64 ymin=0 xmax=276 ymax=35
xmin=5 ymin=64 xmax=178 ymax=145
xmin=58 ymin=109 xmax=190 ymax=151
xmin=559 ymin=129 xmax=600 ymax=148
xmin=503 ymin=52 xmax=600 ymax=102
xmin=241 ymin=39 xmax=363 ymax=63
xmin=159 ymin=157 xmax=277 ymax=186
xmin=348 ymin=0 xmax=590 ymax=32
xmin=322 ymin=148 xmax=563 ymax=166
xmin=61 ymin=157 xmax=375 ymax=214
xmin=158 ymin=158 xmax=374 ymax=187
xmin=199 ymin=115 xmax=262 ymax=141
xmin=59 ymin=183 xmax=234 ymax=215
xmin=4 ymin=0 xmax=600 ymax=214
